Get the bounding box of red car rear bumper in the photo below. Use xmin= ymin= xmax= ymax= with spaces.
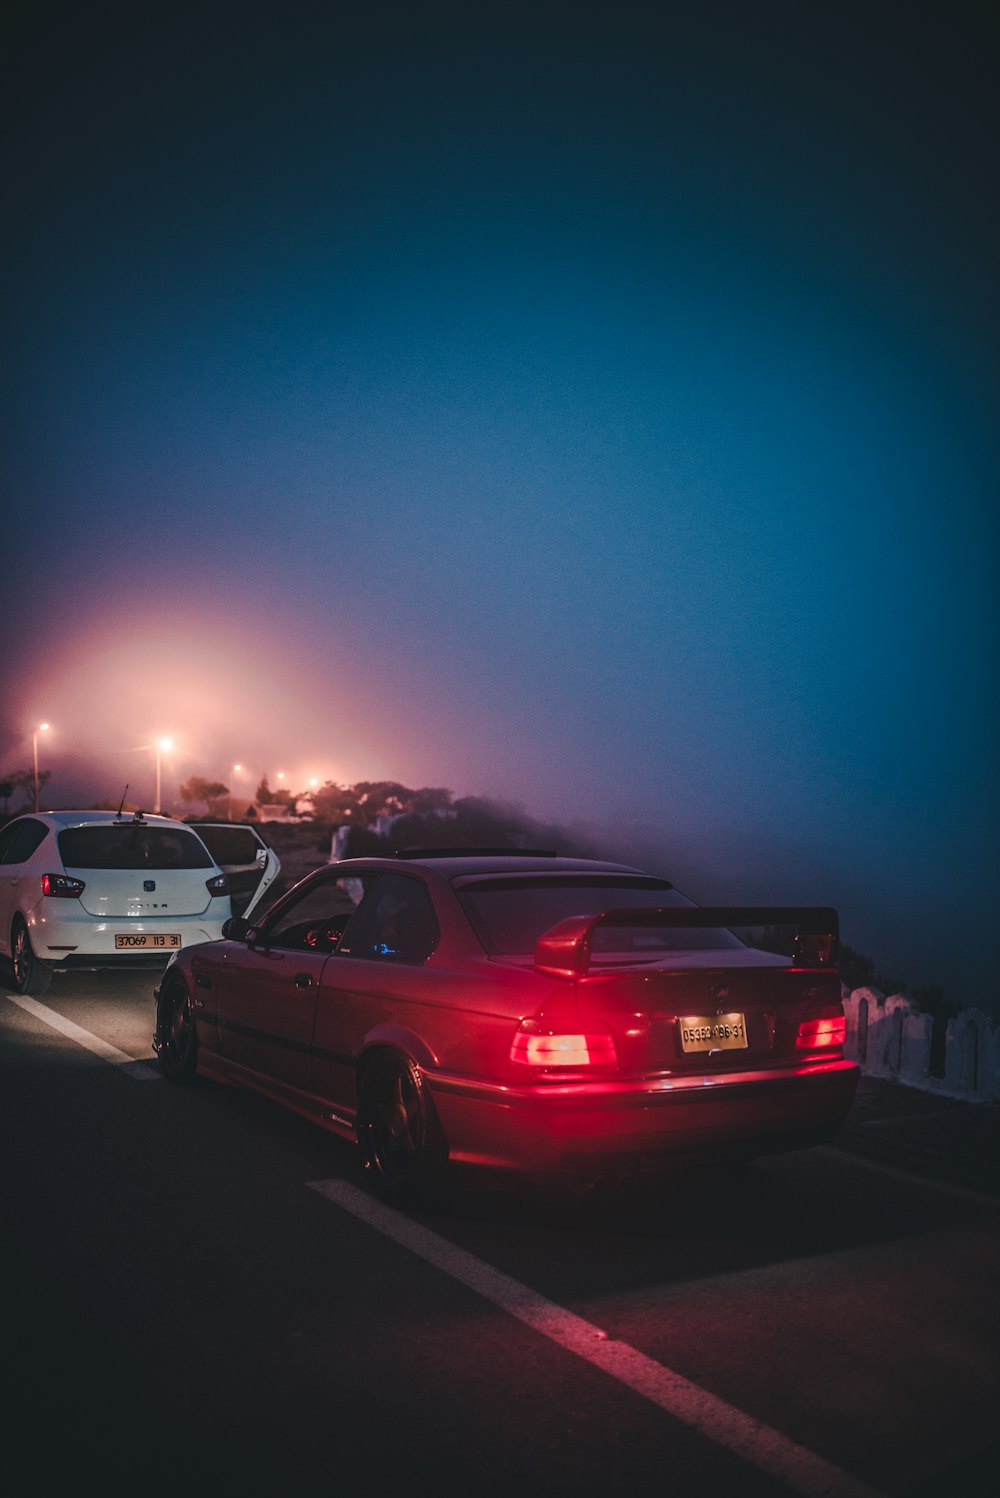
xmin=428 ymin=1057 xmax=860 ymax=1177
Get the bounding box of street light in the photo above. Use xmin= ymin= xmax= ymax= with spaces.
xmin=229 ymin=764 xmax=242 ymax=821
xmin=154 ymin=737 xmax=172 ymax=815
xmin=32 ymin=723 xmax=50 ymax=812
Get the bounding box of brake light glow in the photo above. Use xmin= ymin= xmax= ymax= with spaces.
xmin=510 ymin=1023 xmax=619 ymax=1069
xmin=796 ymin=1014 xmax=846 ymax=1049
xmin=41 ymin=873 xmax=85 ymax=898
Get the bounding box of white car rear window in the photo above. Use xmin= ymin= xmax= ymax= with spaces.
xmin=59 ymin=826 xmax=213 ymax=871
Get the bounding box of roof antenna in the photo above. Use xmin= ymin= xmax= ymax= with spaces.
xmin=116 ymin=785 xmax=129 ymax=819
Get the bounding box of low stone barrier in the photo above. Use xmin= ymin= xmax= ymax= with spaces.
xmin=842 ymin=987 xmax=1000 ymax=1102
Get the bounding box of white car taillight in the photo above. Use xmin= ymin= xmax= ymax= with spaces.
xmin=41 ymin=873 xmax=86 ymax=898
xmin=510 ymin=1020 xmax=619 ymax=1069
xmin=206 ymin=874 xmax=228 ymax=897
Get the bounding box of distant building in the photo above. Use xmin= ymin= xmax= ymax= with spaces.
xmin=257 ymin=803 xmax=304 ymax=823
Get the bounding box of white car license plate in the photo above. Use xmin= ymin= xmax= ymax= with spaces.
xmin=114 ymin=933 xmax=182 ymax=950
xmin=678 ymin=1013 xmax=748 ymax=1054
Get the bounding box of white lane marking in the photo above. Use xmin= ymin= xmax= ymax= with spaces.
xmin=4 ymin=993 xmax=161 ymax=1079
xmin=309 ymin=1179 xmax=886 ymax=1498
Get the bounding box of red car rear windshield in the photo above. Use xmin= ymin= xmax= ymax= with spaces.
xmin=455 ymin=876 xmax=745 ymax=956
xmin=58 ymin=825 xmax=214 ymax=871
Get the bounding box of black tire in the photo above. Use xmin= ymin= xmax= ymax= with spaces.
xmin=11 ymin=917 xmax=52 ymax=996
xmin=156 ymin=976 xmax=199 ymax=1083
xmin=356 ymin=1052 xmax=446 ymax=1201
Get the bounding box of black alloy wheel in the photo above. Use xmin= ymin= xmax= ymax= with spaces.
xmin=156 ymin=977 xmax=199 ymax=1083
xmin=11 ymin=917 xmax=53 ymax=996
xmin=357 ymin=1052 xmax=446 ymax=1201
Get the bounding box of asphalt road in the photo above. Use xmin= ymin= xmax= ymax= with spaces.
xmin=2 ymin=969 xmax=997 ymax=1498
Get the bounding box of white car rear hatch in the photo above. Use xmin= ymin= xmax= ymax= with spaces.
xmin=57 ymin=821 xmax=223 ymax=919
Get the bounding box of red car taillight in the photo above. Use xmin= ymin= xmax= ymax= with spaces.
xmin=796 ymin=1013 xmax=846 ymax=1050
xmin=41 ymin=873 xmax=85 ymax=898
xmin=510 ymin=1021 xmax=619 ymax=1070
xmin=206 ymin=874 xmax=229 ymax=897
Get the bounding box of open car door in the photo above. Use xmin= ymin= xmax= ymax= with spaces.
xmin=187 ymin=822 xmax=281 ymax=917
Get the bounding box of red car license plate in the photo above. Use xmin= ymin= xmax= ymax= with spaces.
xmin=678 ymin=1013 xmax=748 ymax=1053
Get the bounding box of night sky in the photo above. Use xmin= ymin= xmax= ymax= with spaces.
xmin=3 ymin=1 xmax=997 ymax=1007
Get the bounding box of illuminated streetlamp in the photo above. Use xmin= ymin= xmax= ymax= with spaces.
xmin=32 ymin=723 xmax=50 ymax=812
xmin=154 ymin=737 xmax=172 ymax=815
xmin=229 ymin=764 xmax=242 ymax=821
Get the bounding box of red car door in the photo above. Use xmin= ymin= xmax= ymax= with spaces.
xmin=215 ymin=867 xmax=377 ymax=1091
xmin=215 ymin=942 xmax=327 ymax=1089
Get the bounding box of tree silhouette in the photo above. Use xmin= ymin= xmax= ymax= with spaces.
xmin=0 ymin=767 xmax=51 ymax=811
xmin=178 ymin=776 xmax=229 ymax=811
xmin=255 ymin=777 xmax=292 ymax=807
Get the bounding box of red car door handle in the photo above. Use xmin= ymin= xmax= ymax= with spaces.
xmin=295 ymin=973 xmax=313 ymax=988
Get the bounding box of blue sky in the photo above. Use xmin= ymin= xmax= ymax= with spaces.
xmin=3 ymin=1 xmax=997 ymax=1005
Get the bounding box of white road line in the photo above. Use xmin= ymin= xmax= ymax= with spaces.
xmin=309 ymin=1179 xmax=887 ymax=1498
xmin=4 ymin=993 xmax=161 ymax=1079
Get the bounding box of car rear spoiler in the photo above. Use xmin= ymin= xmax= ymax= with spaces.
xmin=534 ymin=906 xmax=839 ymax=978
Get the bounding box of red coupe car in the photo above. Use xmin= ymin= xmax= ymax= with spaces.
xmin=153 ymin=849 xmax=858 ymax=1197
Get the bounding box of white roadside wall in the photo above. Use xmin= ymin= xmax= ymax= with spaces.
xmin=842 ymin=986 xmax=1000 ymax=1103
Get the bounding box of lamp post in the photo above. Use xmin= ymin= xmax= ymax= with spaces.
xmin=154 ymin=737 xmax=172 ymax=815
xmin=229 ymin=764 xmax=242 ymax=821
xmin=32 ymin=723 xmax=50 ymax=812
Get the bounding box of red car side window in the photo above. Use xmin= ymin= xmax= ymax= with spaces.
xmin=338 ymin=874 xmax=439 ymax=964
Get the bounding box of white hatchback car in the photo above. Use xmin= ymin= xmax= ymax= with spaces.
xmin=0 ymin=810 xmax=231 ymax=995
